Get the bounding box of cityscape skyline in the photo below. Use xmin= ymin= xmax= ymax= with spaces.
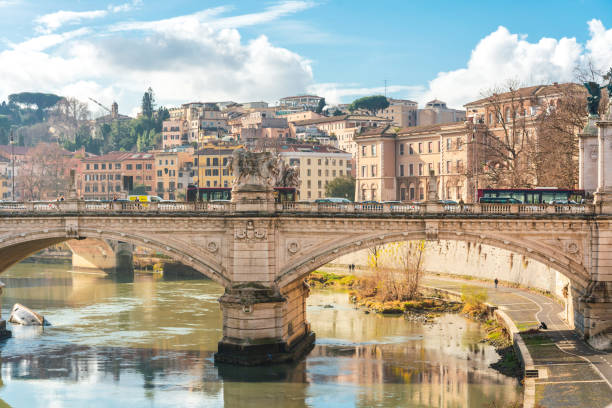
xmin=0 ymin=1 xmax=611 ymax=116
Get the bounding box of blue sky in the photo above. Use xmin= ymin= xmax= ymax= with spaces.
xmin=0 ymin=0 xmax=611 ymax=115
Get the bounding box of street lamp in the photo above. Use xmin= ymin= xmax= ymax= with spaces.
xmin=10 ymin=130 xmax=15 ymax=202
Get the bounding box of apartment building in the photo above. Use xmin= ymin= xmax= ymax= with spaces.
xmin=279 ymin=95 xmax=323 ymax=111
xmin=196 ymin=143 xmax=244 ymax=188
xmin=289 ymin=114 xmax=391 ymax=159
xmin=78 ymin=152 xmax=155 ymax=200
xmin=355 ymin=123 xmax=486 ymax=203
xmin=381 ymin=98 xmax=418 ymax=127
xmin=277 ymin=144 xmax=352 ymax=200
xmin=163 ymin=102 xmax=228 ymax=148
xmin=154 ymin=151 xmax=194 ymax=200
xmin=0 ymin=156 xmax=10 ymax=200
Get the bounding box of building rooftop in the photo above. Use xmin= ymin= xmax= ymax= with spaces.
xmin=280 ymin=95 xmax=322 ymax=100
xmin=277 ymin=143 xmax=350 ymax=154
xmin=464 ymin=83 xmax=582 ymax=107
xmin=292 ymin=114 xmax=391 ymax=127
xmin=82 ymin=152 xmax=155 ymax=162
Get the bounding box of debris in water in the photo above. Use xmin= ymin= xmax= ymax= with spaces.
xmin=9 ymin=303 xmax=49 ymax=326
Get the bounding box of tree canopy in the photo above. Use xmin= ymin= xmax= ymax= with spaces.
xmin=325 ymin=176 xmax=355 ymax=201
xmin=348 ymin=95 xmax=389 ymax=116
xmin=315 ymin=98 xmax=326 ymax=114
xmin=141 ymin=87 xmax=155 ymax=119
xmin=9 ymin=92 xmax=62 ymax=111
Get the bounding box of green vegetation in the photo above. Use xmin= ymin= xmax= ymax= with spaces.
xmin=461 ymin=285 xmax=489 ymax=319
xmin=325 ymin=176 xmax=355 ymax=200
xmin=315 ymin=97 xmax=326 ymax=114
xmin=348 ymin=95 xmax=389 ymax=116
xmin=307 ymin=271 xmax=357 ymax=288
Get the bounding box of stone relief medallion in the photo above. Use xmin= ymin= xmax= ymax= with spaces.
xmin=235 ymin=220 xmax=267 ymax=245
xmin=207 ymin=241 xmax=219 ymax=253
xmin=287 ymin=240 xmax=300 ymax=255
xmin=566 ymin=242 xmax=579 ymax=255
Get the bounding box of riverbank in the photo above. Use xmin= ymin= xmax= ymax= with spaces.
xmin=307 ymin=270 xmax=522 ymax=379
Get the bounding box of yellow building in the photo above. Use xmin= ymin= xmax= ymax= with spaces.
xmin=196 ymin=143 xmax=243 ymax=188
xmin=155 ymin=151 xmax=194 ymax=200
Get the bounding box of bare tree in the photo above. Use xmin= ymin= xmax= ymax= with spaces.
xmin=477 ymin=82 xmax=538 ymax=188
xmin=51 ymin=97 xmax=90 ymax=141
xmin=18 ymin=143 xmax=70 ymax=200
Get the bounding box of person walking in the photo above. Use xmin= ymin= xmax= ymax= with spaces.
xmin=494 ymin=278 xmax=499 ymax=289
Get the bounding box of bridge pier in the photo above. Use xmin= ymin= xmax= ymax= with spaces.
xmin=214 ymin=280 xmax=314 ymax=365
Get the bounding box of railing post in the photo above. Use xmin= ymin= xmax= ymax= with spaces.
xmin=382 ymin=204 xmax=391 ymax=213
xmin=510 ymin=204 xmax=519 ymax=214
xmin=149 ymin=202 xmax=159 ymax=212
xmin=25 ymin=202 xmax=34 ymax=212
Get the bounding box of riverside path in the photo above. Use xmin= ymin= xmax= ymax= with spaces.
xmin=422 ymin=275 xmax=612 ymax=408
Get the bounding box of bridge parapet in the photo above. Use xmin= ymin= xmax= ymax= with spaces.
xmin=0 ymin=201 xmax=597 ymax=216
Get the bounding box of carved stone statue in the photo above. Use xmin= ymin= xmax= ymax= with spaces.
xmin=604 ymin=67 xmax=612 ymax=117
xmin=227 ymin=149 xmax=286 ymax=190
xmin=584 ymin=81 xmax=602 ymax=117
xmin=277 ymin=161 xmax=300 ymax=188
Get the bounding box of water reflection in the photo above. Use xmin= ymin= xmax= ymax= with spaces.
xmin=0 ymin=264 xmax=520 ymax=407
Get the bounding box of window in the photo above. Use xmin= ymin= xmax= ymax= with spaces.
xmin=489 ymin=112 xmax=493 ymax=125
xmin=212 ymin=169 xmax=219 ymax=176
xmin=446 ymin=139 xmax=451 ymax=151
xmin=115 ymin=174 xmax=121 ymax=180
xmin=94 ymin=164 xmax=98 ymax=170
xmin=307 ymin=180 xmax=311 ymax=188
xmin=206 ymin=158 xmax=211 ymax=166
xmin=307 ymin=169 xmax=311 ymax=176
xmin=456 ymin=160 xmax=463 ymax=172
xmin=437 ymin=141 xmax=441 ymax=152
xmin=456 ymin=138 xmax=463 ymax=150
xmin=325 ymin=169 xmax=329 ymax=176
xmin=146 ymin=164 xmax=152 ymax=170
xmin=418 ymin=143 xmax=422 ymax=153
xmin=318 ymin=169 xmax=322 ymax=176
xmin=428 ymin=163 xmax=433 ymax=174
xmin=339 ymin=170 xmax=343 ymax=176
xmin=399 ymin=144 xmax=404 ymax=155
xmin=419 ymin=186 xmax=424 ymax=200
xmin=318 ymin=159 xmax=322 ymax=165
xmin=371 ymin=145 xmax=376 ymax=156
xmin=205 ymin=169 xmax=211 ymax=176
xmin=101 ymin=164 xmax=106 ymax=170
xmin=371 ymin=165 xmax=377 ymax=177
xmin=399 ymin=164 xmax=404 ymax=177
xmin=409 ymin=164 xmax=414 ymax=176
xmin=418 ymin=164 xmax=423 ymax=176
xmin=428 ymin=142 xmax=432 ymax=153
xmin=115 ymin=184 xmax=121 ymax=192
xmin=126 ymin=164 xmax=133 ymax=170
xmin=136 ymin=164 xmax=142 ymax=170
xmin=318 ymin=180 xmax=322 ymax=188
xmin=212 ymin=158 xmax=219 ymax=166
xmin=446 ymin=161 xmax=451 ymax=173
xmin=115 ymin=163 xmax=120 ymax=169
xmin=86 ymin=164 xmax=90 ymax=170
xmin=361 ymin=146 xmax=366 ymax=156
xmin=505 ymin=107 xmax=511 ymax=122
xmin=409 ymin=144 xmax=414 ymax=155
xmin=307 ymin=158 xmax=311 ymax=165
xmin=339 ymin=160 xmax=343 ymax=166
xmin=332 ymin=170 xmax=336 ymax=177
xmin=409 ymin=187 xmax=415 ymax=200
xmin=361 ymin=166 xmax=366 ymax=177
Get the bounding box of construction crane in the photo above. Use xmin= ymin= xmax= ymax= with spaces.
xmin=88 ymin=97 xmax=111 ymax=114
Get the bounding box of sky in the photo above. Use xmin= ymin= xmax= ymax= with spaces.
xmin=0 ymin=0 xmax=611 ymax=117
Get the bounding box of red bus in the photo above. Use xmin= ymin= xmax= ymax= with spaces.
xmin=477 ymin=188 xmax=585 ymax=204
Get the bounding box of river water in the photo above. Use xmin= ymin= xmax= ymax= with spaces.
xmin=0 ymin=263 xmax=521 ymax=407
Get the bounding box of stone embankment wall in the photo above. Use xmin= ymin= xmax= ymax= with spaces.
xmin=332 ymin=240 xmax=572 ymax=324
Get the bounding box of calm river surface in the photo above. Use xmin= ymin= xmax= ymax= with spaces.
xmin=0 ymin=263 xmax=520 ymax=407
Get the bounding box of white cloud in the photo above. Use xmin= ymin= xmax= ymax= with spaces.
xmin=109 ymin=0 xmax=142 ymax=13
xmin=420 ymin=21 xmax=612 ymax=108
xmin=307 ymin=83 xmax=425 ymax=105
xmin=34 ymin=0 xmax=143 ymax=34
xmin=0 ymin=3 xmax=315 ymax=115
xmin=35 ymin=10 xmax=108 ymax=34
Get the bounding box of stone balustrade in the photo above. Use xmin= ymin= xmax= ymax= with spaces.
xmin=0 ymin=200 xmax=596 ymax=216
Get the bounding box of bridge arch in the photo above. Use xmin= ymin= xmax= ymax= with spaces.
xmin=0 ymin=228 xmax=230 ymax=287
xmin=276 ymin=229 xmax=590 ymax=293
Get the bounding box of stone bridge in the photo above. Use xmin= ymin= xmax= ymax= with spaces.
xmin=0 ymin=114 xmax=609 ymax=365
xmin=0 ymin=198 xmax=611 ymax=364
